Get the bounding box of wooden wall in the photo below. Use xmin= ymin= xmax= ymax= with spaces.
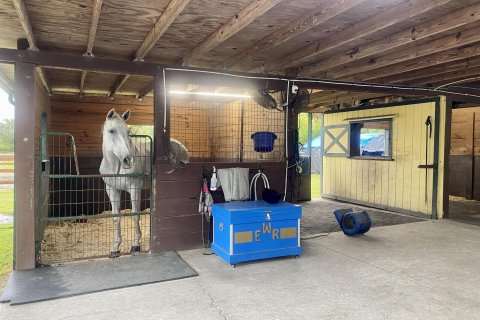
xmin=322 ymin=98 xmax=446 ymax=218
xmin=49 ymin=96 xmax=154 ymax=157
xmin=449 ymin=107 xmax=480 ymax=199
xmin=152 ymin=162 xmax=286 ymax=251
xmin=170 ymin=100 xmax=210 ymax=159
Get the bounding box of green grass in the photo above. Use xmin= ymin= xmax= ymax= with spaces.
xmin=0 ymin=190 xmax=14 ymax=215
xmin=311 ymin=174 xmax=321 ymax=199
xmin=0 ymin=223 xmax=13 ymax=280
xmin=0 ymin=164 xmax=14 ymax=170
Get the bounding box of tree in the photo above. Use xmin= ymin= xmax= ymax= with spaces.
xmin=0 ymin=119 xmax=14 ymax=152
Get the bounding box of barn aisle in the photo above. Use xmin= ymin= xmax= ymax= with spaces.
xmin=0 ymin=220 xmax=479 ymax=319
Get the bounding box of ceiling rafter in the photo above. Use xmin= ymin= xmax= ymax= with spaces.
xmin=260 ymin=0 xmax=454 ymax=73
xmin=80 ymin=0 xmax=104 ymax=96
xmin=12 ymin=0 xmax=51 ymax=94
xmin=303 ymin=1 xmax=480 ymax=77
xmin=330 ymin=33 xmax=480 ymax=83
xmin=321 ymin=25 xmax=480 ymax=81
xmin=137 ymin=82 xmax=154 ymax=100
xmin=412 ymin=65 xmax=480 ymax=88
xmin=376 ymin=57 xmax=480 ymax=86
xmin=183 ymin=0 xmax=282 ymax=67
xmin=224 ymin=0 xmax=366 ymax=71
xmin=109 ymin=0 xmax=191 ymax=97
xmin=137 ymin=0 xmax=283 ymax=99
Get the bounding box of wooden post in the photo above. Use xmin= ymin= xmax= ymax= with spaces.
xmin=442 ymin=98 xmax=453 ymax=218
xmin=152 ymin=71 xmax=168 ymax=253
xmin=14 ymin=62 xmax=36 ymax=270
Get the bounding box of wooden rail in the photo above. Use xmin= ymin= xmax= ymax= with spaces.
xmin=0 ymin=153 xmax=14 ymax=184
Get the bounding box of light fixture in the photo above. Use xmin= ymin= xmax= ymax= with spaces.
xmin=169 ymin=90 xmax=252 ymax=99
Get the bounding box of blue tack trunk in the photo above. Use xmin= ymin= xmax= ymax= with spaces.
xmin=212 ymin=201 xmax=302 ymax=265
xmin=334 ymin=208 xmax=371 ymax=236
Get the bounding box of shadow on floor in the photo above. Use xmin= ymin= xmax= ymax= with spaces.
xmin=300 ymin=198 xmax=425 ymax=237
xmin=448 ymin=196 xmax=480 ymax=226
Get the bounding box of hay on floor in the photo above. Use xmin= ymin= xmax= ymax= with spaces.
xmin=39 ymin=210 xmax=151 ymax=264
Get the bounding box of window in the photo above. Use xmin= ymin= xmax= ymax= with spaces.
xmin=130 ymin=125 xmax=154 ymax=140
xmin=350 ymin=119 xmax=392 ymax=159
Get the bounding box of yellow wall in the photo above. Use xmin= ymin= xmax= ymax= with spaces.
xmin=322 ymin=97 xmax=446 ymax=218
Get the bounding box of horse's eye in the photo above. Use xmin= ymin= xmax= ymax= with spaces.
xmin=109 ymin=129 xmax=115 ymax=134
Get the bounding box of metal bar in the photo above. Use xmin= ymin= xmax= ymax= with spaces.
xmin=41 ymin=211 xmax=150 ymax=222
xmin=44 ymin=173 xmax=151 ymax=179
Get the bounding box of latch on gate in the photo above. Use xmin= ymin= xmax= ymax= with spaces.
xmin=417 ymin=164 xmax=437 ymax=169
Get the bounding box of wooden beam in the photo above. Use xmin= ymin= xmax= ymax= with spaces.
xmin=109 ymin=74 xmax=130 ymax=97
xmin=323 ymin=25 xmax=480 ymax=81
xmin=262 ymin=0 xmax=454 ymax=73
xmin=137 ymin=82 xmax=154 ymax=100
xmin=183 ymin=0 xmax=282 ymax=66
xmin=134 ymin=0 xmax=190 ymax=61
xmin=136 ymin=0 xmax=283 ymax=98
xmin=224 ymin=0 xmax=365 ymax=71
xmin=85 ymin=0 xmax=103 ymax=55
xmin=337 ymin=40 xmax=480 ymax=83
xmin=52 ymin=93 xmax=153 ymax=106
xmin=413 ymin=65 xmax=480 ymax=88
xmin=14 ymin=62 xmax=36 ymax=270
xmin=3 ymin=47 xmax=480 ymax=103
xmin=303 ymin=1 xmax=480 ymax=76
xmin=12 ymin=0 xmax=37 ymax=50
xmin=109 ymin=0 xmax=190 ymax=96
xmin=12 ymin=0 xmax=51 ymax=94
xmin=80 ymin=0 xmax=104 ymax=95
xmin=0 ymin=47 xmax=160 ymax=75
xmin=371 ymin=57 xmax=480 ymax=85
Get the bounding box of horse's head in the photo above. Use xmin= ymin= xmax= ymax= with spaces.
xmin=169 ymin=138 xmax=189 ymax=168
xmin=103 ymin=108 xmax=134 ymax=169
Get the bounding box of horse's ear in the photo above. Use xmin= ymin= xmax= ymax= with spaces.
xmin=107 ymin=108 xmax=116 ymax=120
xmin=121 ymin=109 xmax=131 ymax=122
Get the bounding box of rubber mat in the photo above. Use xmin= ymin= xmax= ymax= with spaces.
xmin=0 ymin=251 xmax=197 ymax=305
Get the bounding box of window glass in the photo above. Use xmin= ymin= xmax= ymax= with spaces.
xmin=350 ymin=120 xmax=391 ymax=158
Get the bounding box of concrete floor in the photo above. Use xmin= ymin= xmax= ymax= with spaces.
xmin=1 ymin=219 xmax=479 ymax=319
xmin=449 ymin=196 xmax=480 ymax=226
xmin=301 ymin=199 xmax=423 ymax=236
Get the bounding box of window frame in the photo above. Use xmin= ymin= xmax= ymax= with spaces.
xmin=349 ymin=118 xmax=393 ymax=161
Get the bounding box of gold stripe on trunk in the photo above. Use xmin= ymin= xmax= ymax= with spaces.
xmin=234 ymin=231 xmax=253 ymax=244
xmin=280 ymin=227 xmax=297 ymax=239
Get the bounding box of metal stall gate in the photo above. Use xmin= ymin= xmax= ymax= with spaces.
xmin=37 ymin=133 xmax=152 ymax=265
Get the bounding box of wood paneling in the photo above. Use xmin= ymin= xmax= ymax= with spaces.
xmin=49 ymin=98 xmax=153 ymax=156
xmin=448 ymin=107 xmax=480 ymax=199
xmin=151 ymin=161 xmax=285 ymax=252
xmin=322 ymin=99 xmax=446 ymax=217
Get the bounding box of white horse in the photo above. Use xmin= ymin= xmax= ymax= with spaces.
xmin=100 ymin=108 xmax=189 ymax=257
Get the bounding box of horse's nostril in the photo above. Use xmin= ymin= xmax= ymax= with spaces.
xmin=123 ymin=158 xmax=129 ymax=165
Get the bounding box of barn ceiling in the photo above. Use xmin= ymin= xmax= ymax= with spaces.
xmin=1 ymin=0 xmax=480 ymax=109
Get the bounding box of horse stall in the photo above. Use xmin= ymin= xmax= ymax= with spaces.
xmin=37 ymin=95 xmax=154 ymax=264
xmin=33 ymin=74 xmax=288 ymax=265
